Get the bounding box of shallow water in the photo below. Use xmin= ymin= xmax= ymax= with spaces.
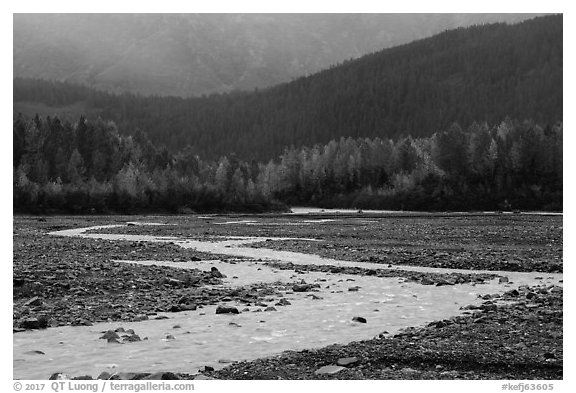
xmin=290 ymin=207 xmax=563 ymax=216
xmin=14 ymin=222 xmax=562 ymax=379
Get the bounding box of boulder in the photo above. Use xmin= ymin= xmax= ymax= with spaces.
xmin=100 ymin=330 xmax=120 ymax=340
xmin=97 ymin=372 xmax=111 ymax=380
xmin=352 ymin=316 xmax=367 ymax=323
xmin=314 ymin=365 xmax=346 ymax=375
xmin=435 ymin=279 xmax=455 ymax=286
xmin=215 ymin=305 xmax=239 ymax=314
xmin=72 ymin=319 xmax=93 ymax=326
xmin=337 ymin=357 xmax=359 ymax=367
xmin=505 ymin=289 xmax=520 ymax=297
xmin=264 ymin=306 xmax=277 ymax=312
xmin=292 ymin=284 xmax=313 ymax=292
xmin=109 ymin=372 xmax=150 ymax=380
xmin=177 ymin=296 xmax=190 ymax=304
xmin=20 ymin=316 xmax=49 ymax=329
xmin=144 ymin=372 xmax=180 ymax=380
xmin=194 ymin=375 xmax=216 ymax=380
xmin=210 ymin=267 xmax=226 ymax=278
xmin=24 ymin=350 xmax=45 ymax=355
xmin=49 ymin=372 xmax=71 ymax=380
xmin=163 ymin=277 xmax=183 ymax=287
xmin=122 ymin=334 xmax=142 ymax=342
xmin=24 ymin=296 xmax=43 ymax=307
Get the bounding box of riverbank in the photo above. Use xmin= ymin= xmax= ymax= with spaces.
xmin=13 ymin=214 xmax=562 ymax=380
xmin=40 ymin=284 xmax=563 ymax=380
xmin=206 ymin=284 xmax=562 ymax=380
xmin=13 ymin=216 xmax=502 ymax=330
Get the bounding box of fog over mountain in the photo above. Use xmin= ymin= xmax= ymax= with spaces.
xmin=13 ymin=13 xmax=543 ymax=97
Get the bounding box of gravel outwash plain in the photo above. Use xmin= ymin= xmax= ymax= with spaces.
xmin=13 ymin=213 xmax=562 ymax=380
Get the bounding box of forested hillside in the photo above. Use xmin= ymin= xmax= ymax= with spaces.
xmin=14 ymin=15 xmax=562 ymax=162
xmin=14 ymin=13 xmax=540 ymax=97
xmin=13 ymin=115 xmax=562 ymax=213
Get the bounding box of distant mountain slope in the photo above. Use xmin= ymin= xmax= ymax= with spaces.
xmin=14 ymin=13 xmax=542 ymax=97
xmin=14 ymin=15 xmax=562 ymax=161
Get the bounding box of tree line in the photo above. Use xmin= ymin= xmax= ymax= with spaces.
xmin=13 ymin=15 xmax=562 ymax=162
xmin=13 ymin=115 xmax=562 ymax=214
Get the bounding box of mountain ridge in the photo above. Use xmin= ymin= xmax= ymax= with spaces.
xmin=14 ymin=13 xmax=545 ymax=97
xmin=14 ymin=15 xmax=562 ymax=161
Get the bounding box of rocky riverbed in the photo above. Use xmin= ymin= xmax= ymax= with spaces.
xmin=13 ymin=214 xmax=563 ymax=380
xmin=40 ymin=285 xmax=562 ymax=380
xmin=14 ymin=218 xmax=252 ymax=330
xmin=206 ymin=284 xmax=563 ymax=380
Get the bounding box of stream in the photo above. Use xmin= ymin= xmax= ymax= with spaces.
xmin=13 ymin=222 xmax=562 ymax=379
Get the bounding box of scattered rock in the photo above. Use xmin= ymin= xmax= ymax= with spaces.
xmin=194 ymin=374 xmax=216 ymax=380
xmin=400 ymin=367 xmax=419 ymax=375
xmin=109 ymin=372 xmax=150 ymax=380
xmin=210 ymin=267 xmax=226 ymax=278
xmin=216 ymin=305 xmax=239 ymax=314
xmin=122 ymin=334 xmax=142 ymax=342
xmin=24 ymin=350 xmax=45 ymax=355
xmin=49 ymin=372 xmax=71 ymax=380
xmin=275 ymin=298 xmax=291 ymax=306
xmin=337 ymin=357 xmax=359 ymax=367
xmin=292 ymin=284 xmax=317 ymax=292
xmin=144 ymin=372 xmax=180 ymax=380
xmin=315 ymin=365 xmax=346 ymax=375
xmin=97 ymin=372 xmax=111 ymax=380
xmin=100 ymin=330 xmax=120 ymax=340
xmin=505 ymin=289 xmax=520 ymax=297
xmin=20 ymin=316 xmax=48 ymax=330
xmin=24 ymin=296 xmax=43 ymax=307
